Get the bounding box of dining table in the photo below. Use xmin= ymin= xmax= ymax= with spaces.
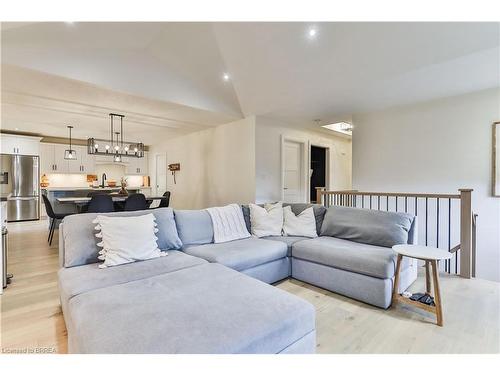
xmin=56 ymin=195 xmax=168 ymax=213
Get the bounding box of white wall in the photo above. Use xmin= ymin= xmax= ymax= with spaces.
xmin=149 ymin=117 xmax=256 ymax=209
xmin=255 ymin=116 xmax=352 ymax=203
xmin=352 ymin=88 xmax=500 ymax=282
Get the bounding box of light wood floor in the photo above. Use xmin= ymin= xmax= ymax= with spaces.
xmin=1 ymin=220 xmax=499 ymax=354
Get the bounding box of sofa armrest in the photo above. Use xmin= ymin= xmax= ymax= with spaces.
xmin=59 ymin=223 xmax=65 ymax=268
xmin=407 ymin=216 xmax=418 ymax=245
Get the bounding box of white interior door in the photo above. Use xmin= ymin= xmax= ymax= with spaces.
xmin=155 ymin=153 xmax=167 ymax=196
xmin=283 ymin=140 xmax=305 ymax=203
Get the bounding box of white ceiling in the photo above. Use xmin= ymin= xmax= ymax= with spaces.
xmin=1 ymin=22 xmax=499 ymax=138
xmin=1 ymin=64 xmax=238 ymax=144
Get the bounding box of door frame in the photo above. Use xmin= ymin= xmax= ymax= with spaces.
xmin=280 ymin=135 xmax=308 ymax=203
xmin=308 ymin=141 xmax=331 ymax=203
xmin=154 ymin=152 xmax=167 ymax=196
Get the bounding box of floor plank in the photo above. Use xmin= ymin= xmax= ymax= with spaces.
xmin=1 ymin=220 xmax=498 ymax=354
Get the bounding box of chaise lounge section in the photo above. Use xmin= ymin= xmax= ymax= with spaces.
xmin=58 ymin=208 xmax=316 ymax=354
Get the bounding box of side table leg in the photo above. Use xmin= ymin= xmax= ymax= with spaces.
xmin=392 ymin=254 xmax=403 ymax=303
xmin=425 ymin=260 xmax=431 ymax=294
xmin=431 ymin=260 xmax=443 ymax=326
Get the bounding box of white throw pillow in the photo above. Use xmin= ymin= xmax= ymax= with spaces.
xmin=93 ymin=213 xmax=165 ymax=268
xmin=249 ymin=202 xmax=283 ymax=237
xmin=283 ymin=206 xmax=318 ymax=238
xmin=206 ymin=204 xmax=251 ymax=243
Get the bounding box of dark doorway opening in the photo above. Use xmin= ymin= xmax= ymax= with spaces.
xmin=310 ymin=146 xmax=327 ymax=202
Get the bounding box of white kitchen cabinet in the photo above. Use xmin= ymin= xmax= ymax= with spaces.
xmin=40 ymin=143 xmax=68 ymax=174
xmin=40 ymin=143 xmax=70 ymax=174
xmin=40 ymin=143 xmax=96 ymax=174
xmin=67 ymin=145 xmax=92 ymax=174
xmin=40 ymin=143 xmax=66 ymax=174
xmin=40 ymin=143 xmax=55 ymax=175
xmin=53 ymin=144 xmax=69 ymax=173
xmin=0 ymin=134 xmax=41 ymax=155
xmin=82 ymin=147 xmax=95 ymax=174
xmin=125 ymin=152 xmax=148 ymax=175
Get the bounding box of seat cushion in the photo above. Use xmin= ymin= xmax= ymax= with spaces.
xmin=261 ymin=236 xmax=309 ymax=256
xmin=292 ymin=236 xmax=410 ymax=279
xmin=59 ymin=251 xmax=207 ymax=312
xmin=67 ymin=263 xmax=316 ymax=353
xmin=183 ymin=237 xmax=287 ymax=271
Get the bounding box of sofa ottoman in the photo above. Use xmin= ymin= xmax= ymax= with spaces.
xmin=66 ymin=263 xmax=316 ymax=354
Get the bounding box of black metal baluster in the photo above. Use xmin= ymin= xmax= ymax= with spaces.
xmin=395 ymin=196 xmax=398 ymax=212
xmin=405 ymin=196 xmax=408 ymax=213
xmin=425 ymin=197 xmax=428 ymax=246
xmin=370 ymin=195 xmax=372 ymax=209
xmin=378 ymin=196 xmax=380 ymax=210
xmin=415 ymin=197 xmax=418 ymax=216
xmin=436 ymin=198 xmax=440 ymax=270
xmin=386 ymin=195 xmax=389 ymax=211
xmin=361 ymin=195 xmax=364 ymax=208
xmin=448 ymin=198 xmax=451 ymax=273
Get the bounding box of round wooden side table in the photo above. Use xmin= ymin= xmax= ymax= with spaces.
xmin=392 ymin=244 xmax=452 ymax=326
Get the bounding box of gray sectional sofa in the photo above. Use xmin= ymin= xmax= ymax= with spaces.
xmin=58 ymin=203 xmax=417 ymax=354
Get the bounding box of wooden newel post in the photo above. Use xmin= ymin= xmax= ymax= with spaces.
xmin=459 ymin=188 xmax=473 ymax=278
xmin=316 ymin=187 xmax=325 ymax=205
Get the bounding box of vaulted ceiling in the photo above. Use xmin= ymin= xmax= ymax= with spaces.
xmin=1 ymin=22 xmax=499 ymax=142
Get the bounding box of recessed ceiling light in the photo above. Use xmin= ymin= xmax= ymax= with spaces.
xmin=308 ymin=28 xmax=317 ymax=38
xmin=15 ymin=128 xmax=19 ymax=131
xmin=321 ymin=122 xmax=353 ymax=135
xmin=222 ymin=73 xmax=230 ymax=82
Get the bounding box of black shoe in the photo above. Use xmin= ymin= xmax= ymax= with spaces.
xmin=418 ymin=294 xmax=435 ymax=306
xmin=410 ymin=292 xmax=424 ymax=301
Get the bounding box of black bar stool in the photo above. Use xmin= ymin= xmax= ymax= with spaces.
xmin=124 ymin=193 xmax=148 ymax=211
xmin=87 ymin=195 xmax=114 ymax=213
xmin=41 ymin=194 xmax=69 ymax=246
xmin=157 ymin=191 xmax=171 ymax=208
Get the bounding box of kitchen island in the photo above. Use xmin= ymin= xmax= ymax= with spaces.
xmin=41 ymin=187 xmax=152 ymax=217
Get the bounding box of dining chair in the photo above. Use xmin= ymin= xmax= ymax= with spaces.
xmin=86 ymin=194 xmax=114 ymax=213
xmin=157 ymin=191 xmax=171 ymax=208
xmin=124 ymin=193 xmax=148 ymax=211
xmin=42 ymin=194 xmax=70 ymax=246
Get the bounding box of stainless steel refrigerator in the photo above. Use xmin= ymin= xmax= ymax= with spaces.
xmin=0 ymin=154 xmax=40 ymax=222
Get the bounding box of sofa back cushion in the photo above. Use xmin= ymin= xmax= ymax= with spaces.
xmin=174 ymin=209 xmax=214 ymax=247
xmin=62 ymin=208 xmax=182 ymax=268
xmin=320 ymin=206 xmax=414 ymax=248
xmin=241 ymin=203 xmax=326 ymax=235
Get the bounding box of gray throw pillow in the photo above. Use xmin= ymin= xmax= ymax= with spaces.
xmin=62 ymin=207 xmax=182 ymax=268
xmin=320 ymin=206 xmax=414 ymax=248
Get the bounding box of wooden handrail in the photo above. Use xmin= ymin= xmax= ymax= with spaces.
xmin=316 ymin=188 xmax=460 ymax=199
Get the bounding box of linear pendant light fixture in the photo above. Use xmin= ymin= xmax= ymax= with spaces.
xmin=87 ymin=113 xmax=144 ymax=160
xmin=64 ymin=125 xmax=77 ymax=160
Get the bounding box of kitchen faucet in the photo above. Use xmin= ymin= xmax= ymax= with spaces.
xmin=101 ymin=173 xmax=107 ymax=188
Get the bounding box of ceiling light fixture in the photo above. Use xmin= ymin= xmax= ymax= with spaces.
xmin=321 ymin=122 xmax=353 ymax=135
xmin=87 ymin=113 xmax=144 ymax=160
xmin=308 ymin=27 xmax=317 ymax=38
xmin=64 ymin=125 xmax=77 ymax=160
xmin=222 ymin=73 xmax=230 ymax=81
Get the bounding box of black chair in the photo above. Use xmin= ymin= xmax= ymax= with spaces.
xmin=42 ymin=194 xmax=69 ymax=246
xmin=86 ymin=194 xmax=114 ymax=213
xmin=124 ymin=193 xmax=148 ymax=211
xmin=80 ymin=191 xmax=110 ymax=213
xmin=157 ymin=191 xmax=171 ymax=208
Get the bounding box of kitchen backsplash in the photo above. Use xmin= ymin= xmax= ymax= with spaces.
xmin=45 ymin=173 xmax=147 ymax=187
